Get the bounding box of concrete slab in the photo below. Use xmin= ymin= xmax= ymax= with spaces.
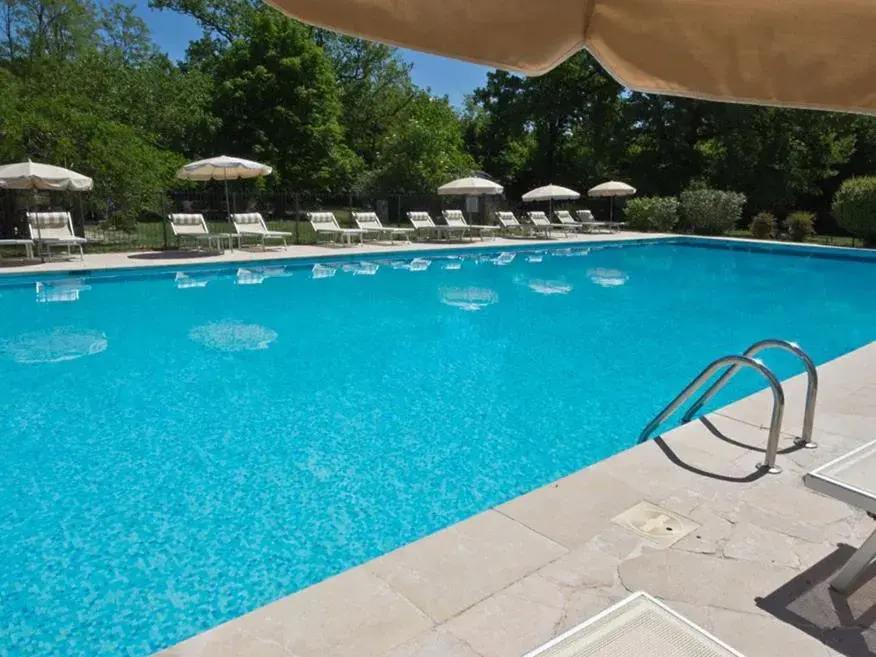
xmin=161 ymin=568 xmax=432 ymax=657
xmin=368 ymin=510 xmax=566 ymax=623
xmin=497 ymin=468 xmax=644 ymax=550
xmin=442 ymin=574 xmax=626 ymax=657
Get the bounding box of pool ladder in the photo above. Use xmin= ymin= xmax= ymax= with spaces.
xmin=638 ymin=339 xmax=818 ymax=474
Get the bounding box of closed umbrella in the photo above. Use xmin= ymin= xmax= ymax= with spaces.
xmin=522 ymin=184 xmax=580 ymax=218
xmin=0 ymin=161 xmax=93 ymax=260
xmin=266 ymin=0 xmax=876 ymax=114
xmin=177 ymin=155 xmax=273 ymax=217
xmin=588 ymin=180 xmax=636 ymax=224
xmin=438 ymin=176 xmax=503 ymax=222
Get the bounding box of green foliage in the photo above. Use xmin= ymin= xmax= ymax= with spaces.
xmin=786 ymin=211 xmax=816 ymax=242
xmin=318 ymin=33 xmax=416 ymax=170
xmin=832 ymin=177 xmax=876 ymax=245
xmin=679 ymin=187 xmax=746 ymax=235
xmin=749 ymin=212 xmax=777 ymax=239
xmin=210 ymin=9 xmax=358 ymax=190
xmin=464 ymin=53 xmax=624 ymax=197
xmin=360 ymin=92 xmax=476 ymax=192
xmin=624 ymin=196 xmax=679 ymax=232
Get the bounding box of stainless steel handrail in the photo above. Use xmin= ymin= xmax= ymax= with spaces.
xmin=681 ymin=339 xmax=818 ymax=448
xmin=638 ymin=355 xmax=785 ymax=474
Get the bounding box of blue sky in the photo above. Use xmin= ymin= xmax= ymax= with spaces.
xmin=125 ymin=0 xmax=491 ymax=107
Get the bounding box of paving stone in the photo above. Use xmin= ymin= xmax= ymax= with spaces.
xmin=442 ymin=575 xmax=625 ymax=657
xmin=618 ymin=550 xmax=798 ymax=614
xmin=666 ymin=601 xmax=834 ymax=657
xmin=381 ymin=628 xmax=482 ymax=657
xmin=497 ymin=468 xmax=643 ymax=550
xmin=592 ymin=437 xmax=769 ymax=507
xmin=536 ymin=544 xmax=620 ymax=589
xmin=441 ymin=576 xmax=569 ymax=657
xmin=722 ymin=522 xmax=832 ymax=569
xmin=673 ymin=508 xmax=735 ymax=556
xmin=160 ymin=568 xmax=432 ymax=657
xmin=369 ymin=510 xmax=566 ymax=623
xmin=707 ymin=479 xmax=855 ymax=543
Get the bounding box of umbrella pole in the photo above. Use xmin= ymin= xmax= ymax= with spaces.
xmin=224 ymin=179 xmax=232 ymax=224
xmin=32 ymin=189 xmax=44 ymax=263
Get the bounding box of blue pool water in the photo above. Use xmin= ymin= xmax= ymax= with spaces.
xmin=2 ymin=239 xmax=876 ymax=656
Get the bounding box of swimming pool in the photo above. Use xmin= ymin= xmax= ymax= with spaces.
xmin=2 ymin=238 xmax=875 ymax=656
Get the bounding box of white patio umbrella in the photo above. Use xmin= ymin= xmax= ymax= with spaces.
xmin=438 ymin=176 xmax=503 ymax=196
xmin=588 ymin=181 xmax=636 ymax=223
xmin=177 ymin=155 xmax=273 ymax=216
xmin=0 ymin=161 xmax=93 ymax=191
xmin=522 ymin=184 xmax=580 ymax=217
xmin=438 ymin=176 xmax=503 ymax=222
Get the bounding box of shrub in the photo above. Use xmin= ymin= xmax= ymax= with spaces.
xmin=786 ymin=211 xmax=816 ymax=242
xmin=749 ymin=212 xmax=777 ymax=239
xmin=624 ymin=196 xmax=679 ymax=232
xmin=679 ymin=187 xmax=746 ymax=235
xmin=832 ymin=176 xmax=876 ymax=245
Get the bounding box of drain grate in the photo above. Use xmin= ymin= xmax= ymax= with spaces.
xmin=611 ymin=501 xmax=699 ymax=547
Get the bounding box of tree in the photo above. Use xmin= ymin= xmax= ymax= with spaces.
xmin=148 ymin=0 xmax=258 ymax=45
xmin=98 ymin=2 xmax=154 ymax=64
xmin=362 ymin=92 xmax=476 ymax=192
xmin=1 ymin=0 xmax=102 ymax=62
xmin=695 ymin=105 xmax=855 ymax=216
xmin=0 ymin=0 xmax=212 ymax=221
xmin=464 ymin=52 xmax=626 ymax=197
xmin=317 ymin=33 xmax=416 ymax=169
xmin=210 ymin=9 xmax=359 ymax=190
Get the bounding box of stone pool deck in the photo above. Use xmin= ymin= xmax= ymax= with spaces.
xmin=0 ymin=231 xmax=664 ymax=276
xmin=158 ymin=342 xmax=876 ymax=657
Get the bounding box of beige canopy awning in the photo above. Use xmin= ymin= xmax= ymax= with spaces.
xmin=264 ymin=0 xmax=876 ymax=115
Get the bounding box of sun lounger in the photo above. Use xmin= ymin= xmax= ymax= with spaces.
xmin=231 ymin=212 xmax=291 ymax=250
xmin=407 ymin=211 xmax=466 ymax=241
xmin=523 ymin=591 xmax=746 ymax=657
xmin=27 ymin=212 xmax=87 ymax=260
xmin=555 ymin=209 xmax=597 ymax=233
xmin=527 ymin=211 xmax=573 ymax=237
xmin=576 ymin=209 xmax=617 ymax=233
xmin=442 ymin=209 xmax=497 ymax=240
xmin=495 ymin=211 xmax=550 ymax=239
xmin=168 ymin=213 xmax=227 ymax=251
xmin=353 ymin=211 xmax=414 ymax=242
xmin=804 ymin=438 xmax=876 ymax=593
xmin=0 ymin=239 xmax=35 ymax=259
xmin=308 ymin=211 xmax=365 ymax=246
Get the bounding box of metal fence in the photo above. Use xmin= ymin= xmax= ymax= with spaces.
xmin=0 ymin=188 xmax=857 ymax=251
xmin=0 ymin=189 xmax=522 ymax=251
